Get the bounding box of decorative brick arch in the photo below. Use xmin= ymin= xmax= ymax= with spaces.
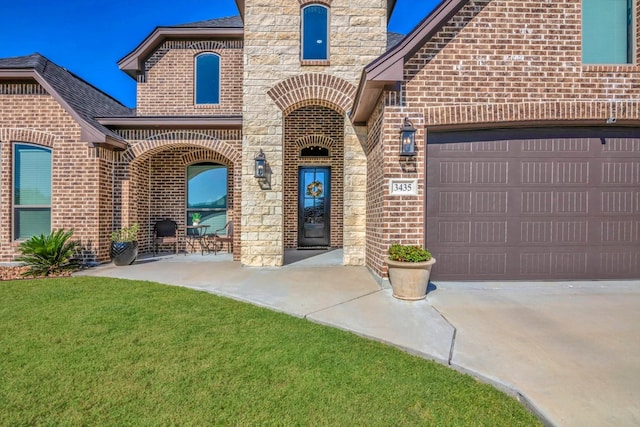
xmin=121 ymin=131 xmax=240 ymax=164
xmin=0 ymin=128 xmax=57 ymax=148
xmin=422 ymin=100 xmax=640 ymax=127
xmin=268 ymin=73 xmax=356 ymax=116
xmin=181 ymin=149 xmax=233 ymax=166
xmin=295 ymin=135 xmax=335 ymax=150
xmin=299 ymin=0 xmax=332 ymax=6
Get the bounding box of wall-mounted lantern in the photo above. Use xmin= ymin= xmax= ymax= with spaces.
xmin=254 ymin=149 xmax=266 ymax=180
xmin=399 ymin=117 xmax=416 ymax=156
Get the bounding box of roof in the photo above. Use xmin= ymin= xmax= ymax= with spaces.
xmin=174 ymin=16 xmax=243 ymax=28
xmin=350 ymin=0 xmax=470 ymax=124
xmin=0 ymin=53 xmax=133 ymax=148
xmin=118 ymin=15 xmax=244 ymax=78
xmin=386 ymin=32 xmax=405 ymax=51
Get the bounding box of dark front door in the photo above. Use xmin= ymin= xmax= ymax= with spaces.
xmin=298 ymin=167 xmax=330 ymax=247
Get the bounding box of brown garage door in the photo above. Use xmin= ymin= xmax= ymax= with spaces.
xmin=426 ymin=127 xmax=640 ymax=280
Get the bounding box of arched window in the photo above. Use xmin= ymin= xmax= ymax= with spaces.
xmin=195 ymin=53 xmax=220 ymax=104
xmin=302 ymin=4 xmax=329 ymax=61
xmin=187 ymin=163 xmax=228 ymax=230
xmin=13 ymin=143 xmax=52 ymax=239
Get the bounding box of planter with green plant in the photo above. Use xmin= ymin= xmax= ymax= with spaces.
xmin=191 ymin=212 xmax=202 ymax=226
xmin=386 ymin=243 xmax=436 ymax=300
xmin=110 ymin=223 xmax=139 ymax=266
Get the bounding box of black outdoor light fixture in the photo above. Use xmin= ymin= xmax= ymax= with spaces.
xmin=254 ymin=149 xmax=266 ymax=180
xmin=399 ymin=117 xmax=417 ymax=156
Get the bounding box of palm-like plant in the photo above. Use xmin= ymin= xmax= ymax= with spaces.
xmin=16 ymin=229 xmax=80 ymax=277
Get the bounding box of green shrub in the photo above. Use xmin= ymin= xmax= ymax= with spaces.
xmin=388 ymin=243 xmax=432 ymax=263
xmin=111 ymin=223 xmax=139 ymax=242
xmin=16 ymin=229 xmax=80 ymax=277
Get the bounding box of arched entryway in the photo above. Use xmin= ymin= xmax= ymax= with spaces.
xmin=283 ymin=105 xmax=344 ymax=248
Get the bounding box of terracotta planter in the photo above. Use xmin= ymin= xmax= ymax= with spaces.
xmin=110 ymin=241 xmax=138 ymax=266
xmin=386 ymin=257 xmax=436 ymax=301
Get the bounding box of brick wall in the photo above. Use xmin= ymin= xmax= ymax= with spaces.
xmin=114 ymin=131 xmax=242 ymax=259
xmin=0 ymin=84 xmax=107 ymax=263
xmin=137 ymin=40 xmax=243 ymax=116
xmin=367 ymin=0 xmax=640 ymax=278
xmin=283 ymin=105 xmax=344 ymax=248
xmin=402 ymin=0 xmax=640 ymax=125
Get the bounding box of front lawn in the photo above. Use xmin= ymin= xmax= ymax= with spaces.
xmin=0 ymin=277 xmax=540 ymax=426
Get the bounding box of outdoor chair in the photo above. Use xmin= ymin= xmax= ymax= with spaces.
xmin=153 ymin=219 xmax=179 ymax=255
xmin=212 ymin=220 xmax=233 ymax=254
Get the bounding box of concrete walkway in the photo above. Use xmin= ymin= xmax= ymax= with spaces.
xmin=77 ymin=251 xmax=640 ymax=427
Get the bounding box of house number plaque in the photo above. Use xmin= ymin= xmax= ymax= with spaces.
xmin=389 ymin=179 xmax=418 ymax=196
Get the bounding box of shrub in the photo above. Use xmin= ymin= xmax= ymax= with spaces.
xmin=388 ymin=244 xmax=432 ymax=263
xmin=111 ymin=223 xmax=139 ymax=242
xmin=16 ymin=229 xmax=80 ymax=277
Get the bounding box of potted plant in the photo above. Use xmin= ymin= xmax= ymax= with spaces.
xmin=191 ymin=212 xmax=202 ymax=226
xmin=386 ymin=243 xmax=436 ymax=301
xmin=110 ymin=223 xmax=139 ymax=266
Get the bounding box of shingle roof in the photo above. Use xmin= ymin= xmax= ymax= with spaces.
xmin=0 ymin=53 xmax=133 ymax=144
xmin=387 ymin=32 xmax=405 ymax=51
xmin=173 ymin=15 xmax=243 ymax=28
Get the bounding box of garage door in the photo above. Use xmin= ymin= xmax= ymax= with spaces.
xmin=426 ymin=127 xmax=640 ymax=280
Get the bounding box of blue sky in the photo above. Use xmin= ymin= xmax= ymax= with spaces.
xmin=0 ymin=0 xmax=439 ymax=107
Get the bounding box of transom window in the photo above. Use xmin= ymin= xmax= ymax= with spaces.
xmin=187 ymin=163 xmax=227 ymax=231
xmin=13 ymin=143 xmax=52 ymax=239
xmin=195 ymin=53 xmax=220 ymax=104
xmin=582 ymin=0 xmax=634 ymax=64
xmin=302 ymin=4 xmax=329 ymax=61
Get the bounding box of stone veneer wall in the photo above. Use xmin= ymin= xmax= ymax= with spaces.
xmin=137 ymin=40 xmax=243 ymax=116
xmin=242 ymin=0 xmax=388 ymax=266
xmin=0 ymin=83 xmax=106 ymax=263
xmin=283 ymin=105 xmax=344 ymax=248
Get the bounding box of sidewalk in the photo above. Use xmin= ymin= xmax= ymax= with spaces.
xmin=77 ymin=251 xmax=640 ymax=427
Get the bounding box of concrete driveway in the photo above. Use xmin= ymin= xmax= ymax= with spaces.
xmin=428 ymin=281 xmax=640 ymax=427
xmin=77 ymin=253 xmax=640 ymax=426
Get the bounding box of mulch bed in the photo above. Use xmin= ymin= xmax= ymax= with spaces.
xmin=0 ymin=266 xmax=73 ymax=281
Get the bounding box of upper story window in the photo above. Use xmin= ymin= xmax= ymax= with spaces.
xmin=302 ymin=4 xmax=329 ymax=61
xmin=13 ymin=143 xmax=52 ymax=240
xmin=195 ymin=53 xmax=220 ymax=104
xmin=582 ymin=0 xmax=634 ymax=64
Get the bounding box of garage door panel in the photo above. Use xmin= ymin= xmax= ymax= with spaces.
xmin=426 ymin=128 xmax=640 ymax=280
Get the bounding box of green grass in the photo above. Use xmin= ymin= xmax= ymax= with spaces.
xmin=0 ymin=277 xmax=541 ymax=426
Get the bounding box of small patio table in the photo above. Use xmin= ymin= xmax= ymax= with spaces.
xmin=185 ymin=225 xmax=211 ymax=255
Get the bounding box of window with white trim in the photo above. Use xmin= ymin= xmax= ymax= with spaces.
xmin=583 ymin=0 xmax=634 ymax=64
xmin=195 ymin=53 xmax=221 ymax=104
xmin=13 ymin=143 xmax=52 ymax=239
xmin=302 ymin=4 xmax=329 ymax=61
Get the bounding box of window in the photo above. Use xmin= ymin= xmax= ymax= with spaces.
xmin=13 ymin=143 xmax=52 ymax=239
xmin=195 ymin=53 xmax=220 ymax=104
xmin=187 ymin=163 xmax=228 ymax=230
xmin=583 ymin=0 xmax=633 ymax=64
xmin=302 ymin=4 xmax=329 ymax=61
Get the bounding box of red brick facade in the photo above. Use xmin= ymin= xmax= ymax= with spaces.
xmin=365 ymin=0 xmax=640 ymax=278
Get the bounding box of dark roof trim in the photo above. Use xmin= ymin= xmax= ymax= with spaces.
xmin=118 ymin=27 xmax=244 ymax=78
xmin=0 ymin=68 xmax=127 ymax=149
xmin=350 ymin=0 xmax=469 ymax=124
xmin=97 ymin=116 xmax=243 ymax=129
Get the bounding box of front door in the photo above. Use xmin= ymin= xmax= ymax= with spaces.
xmin=298 ymin=167 xmax=330 ymax=247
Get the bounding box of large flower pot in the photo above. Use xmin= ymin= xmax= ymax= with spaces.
xmin=386 ymin=257 xmax=436 ymax=301
xmin=110 ymin=241 xmax=138 ymax=266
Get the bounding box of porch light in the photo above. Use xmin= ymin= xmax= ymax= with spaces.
xmin=254 ymin=149 xmax=266 ymax=180
xmin=399 ymin=117 xmax=416 ymax=156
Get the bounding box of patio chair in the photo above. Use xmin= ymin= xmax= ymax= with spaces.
xmin=212 ymin=220 xmax=233 ymax=254
xmin=153 ymin=219 xmax=179 ymax=255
